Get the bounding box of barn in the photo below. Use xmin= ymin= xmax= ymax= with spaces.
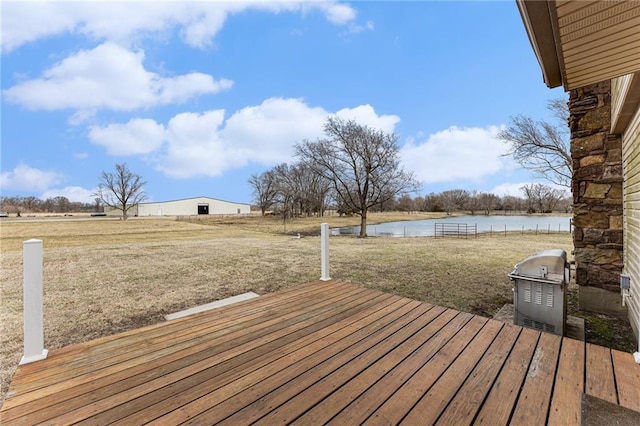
xmin=137 ymin=196 xmax=250 ymax=216
xmin=105 ymin=196 xmax=251 ymax=217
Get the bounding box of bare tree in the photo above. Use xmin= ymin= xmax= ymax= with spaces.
xmin=296 ymin=117 xmax=418 ymax=237
xmin=95 ymin=163 xmax=146 ymax=220
xmin=440 ymin=189 xmax=470 ymax=215
xmin=477 ymin=192 xmax=500 ymax=215
xmin=520 ymin=183 xmax=566 ymax=213
xmin=396 ymin=194 xmax=415 ymax=213
xmin=498 ymin=98 xmax=572 ymax=188
xmin=465 ymin=190 xmax=481 ymax=215
xmin=248 ymin=171 xmax=278 ymax=216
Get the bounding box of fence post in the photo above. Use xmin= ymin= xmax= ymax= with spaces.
xmin=320 ymin=223 xmax=331 ymax=281
xmin=21 ymin=239 xmax=48 ymax=365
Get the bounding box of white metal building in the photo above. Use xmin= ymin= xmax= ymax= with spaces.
xmin=136 ymin=196 xmax=250 ymax=216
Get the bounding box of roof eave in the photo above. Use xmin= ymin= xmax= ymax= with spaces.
xmin=517 ymin=0 xmax=563 ymax=89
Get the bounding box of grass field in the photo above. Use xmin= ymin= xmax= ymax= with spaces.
xmin=0 ymin=213 xmax=635 ymax=404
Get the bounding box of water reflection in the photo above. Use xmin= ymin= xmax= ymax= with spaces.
xmin=331 ymin=215 xmax=571 ymax=237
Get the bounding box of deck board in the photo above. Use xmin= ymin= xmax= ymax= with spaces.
xmin=1 ymin=280 xmax=639 ymax=425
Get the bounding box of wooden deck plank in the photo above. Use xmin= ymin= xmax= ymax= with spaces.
xmin=81 ymin=295 xmax=410 ymax=425
xmin=110 ymin=294 xmax=408 ymax=425
xmin=473 ymin=327 xmax=540 ymax=425
xmin=2 ymin=284 xmax=363 ymax=404
xmin=8 ymin=288 xmax=393 ymax=424
xmin=2 ymin=285 xmax=382 ymax=423
xmin=226 ymin=305 xmax=447 ymax=425
xmin=174 ymin=301 xmax=429 ymax=425
xmin=585 ymin=343 xmax=617 ymax=404
xmin=132 ymin=296 xmax=422 ymax=425
xmin=435 ymin=322 xmax=521 ymax=425
xmin=548 ymin=338 xmax=585 ymax=426
xmin=2 ymin=280 xmax=639 ymax=426
xmin=510 ymin=332 xmax=562 ymax=425
xmin=245 ymin=306 xmax=452 ymax=425
xmin=400 ymin=319 xmax=505 ymax=425
xmin=12 ymin=280 xmax=338 ymax=379
xmin=361 ymin=315 xmax=489 ymax=426
xmin=10 ymin=280 xmax=347 ymax=387
xmin=291 ymin=310 xmax=470 ymax=425
xmin=612 ymin=349 xmax=640 ymax=411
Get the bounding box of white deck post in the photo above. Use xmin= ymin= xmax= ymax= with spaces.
xmin=21 ymin=239 xmax=48 ymax=365
xmin=320 ymin=223 xmax=331 ymax=281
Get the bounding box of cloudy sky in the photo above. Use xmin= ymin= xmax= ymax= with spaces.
xmin=1 ymin=0 xmax=565 ymax=204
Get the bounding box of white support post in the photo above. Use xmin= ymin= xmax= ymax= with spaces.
xmin=320 ymin=223 xmax=331 ymax=281
xmin=21 ymin=239 xmax=48 ymax=365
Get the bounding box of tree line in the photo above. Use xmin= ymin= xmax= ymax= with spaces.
xmin=249 ymin=176 xmax=570 ymax=218
xmin=0 ymin=195 xmax=101 ymax=215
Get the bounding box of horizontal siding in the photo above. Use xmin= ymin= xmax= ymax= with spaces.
xmin=138 ymin=197 xmax=250 ymax=216
xmin=622 ymin=103 xmax=640 ymax=341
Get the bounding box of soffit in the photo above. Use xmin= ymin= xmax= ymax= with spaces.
xmin=554 ymin=0 xmax=640 ymax=90
xmin=519 ymin=0 xmax=640 ymax=90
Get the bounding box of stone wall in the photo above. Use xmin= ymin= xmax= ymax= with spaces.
xmin=569 ymin=80 xmax=624 ymax=304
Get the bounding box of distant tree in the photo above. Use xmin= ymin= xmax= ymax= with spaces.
xmin=520 ymin=183 xmax=566 ymax=213
xmin=465 ymin=190 xmax=481 ymax=215
xmin=95 ymin=163 xmax=146 ymax=220
xmin=296 ymin=117 xmax=419 ymax=237
xmin=423 ymin=192 xmax=443 ymax=212
xmin=396 ymin=194 xmax=415 ymax=213
xmin=248 ymin=171 xmax=278 ymax=216
xmin=498 ymin=98 xmax=572 ymax=188
xmin=477 ymin=192 xmax=500 ymax=215
xmin=440 ymin=189 xmax=470 ymax=215
xmin=500 ymin=195 xmax=523 ymax=213
xmin=53 ymin=196 xmax=70 ymax=213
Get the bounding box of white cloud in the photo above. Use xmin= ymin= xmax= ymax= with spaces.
xmin=400 ymin=125 xmax=507 ymax=184
xmin=347 ymin=20 xmax=375 ymax=34
xmin=319 ymin=3 xmax=357 ymax=24
xmin=0 ymin=164 xmax=64 ymax=192
xmin=491 ymin=182 xmax=531 ymax=197
xmin=3 ymin=42 xmax=233 ymax=112
xmin=158 ymin=110 xmax=231 ymax=178
xmin=334 ymin=104 xmax=399 ymax=134
xmin=1 ymin=2 xmax=359 ymax=52
xmin=491 ymin=181 xmax=569 ymax=198
xmin=41 ymin=186 xmax=97 ymax=204
xmin=74 ymin=152 xmax=89 ymax=160
xmin=89 ymin=118 xmax=166 ymax=156
xmin=87 ymin=98 xmax=399 ymax=178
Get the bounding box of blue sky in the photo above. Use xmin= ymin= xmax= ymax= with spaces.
xmin=1 ymin=1 xmax=565 ymax=205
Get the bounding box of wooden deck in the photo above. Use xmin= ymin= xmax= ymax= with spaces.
xmin=1 ymin=280 xmax=639 ymax=425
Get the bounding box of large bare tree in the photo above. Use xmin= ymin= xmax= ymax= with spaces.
xmin=95 ymin=163 xmax=146 ymax=220
xmin=498 ymin=99 xmax=572 ymax=188
xmin=248 ymin=170 xmax=278 ymax=216
xmin=296 ymin=117 xmax=418 ymax=237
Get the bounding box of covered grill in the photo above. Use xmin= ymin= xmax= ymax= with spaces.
xmin=508 ymin=249 xmax=570 ymax=336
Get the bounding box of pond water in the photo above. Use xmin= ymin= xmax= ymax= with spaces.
xmin=331 ymin=215 xmax=572 ymax=237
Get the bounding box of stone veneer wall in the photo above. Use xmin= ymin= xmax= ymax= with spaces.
xmin=569 ymin=80 xmax=624 ymax=312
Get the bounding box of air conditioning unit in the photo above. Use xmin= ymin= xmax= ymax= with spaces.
xmin=508 ymin=249 xmax=569 ymax=336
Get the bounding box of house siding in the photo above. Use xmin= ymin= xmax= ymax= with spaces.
xmin=622 ymin=94 xmax=640 ymax=338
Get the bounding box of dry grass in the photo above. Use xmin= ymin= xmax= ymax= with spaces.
xmin=0 ymin=213 xmax=629 ymax=406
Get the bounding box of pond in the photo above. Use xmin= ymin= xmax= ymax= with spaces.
xmin=331 ymin=215 xmax=572 ymax=237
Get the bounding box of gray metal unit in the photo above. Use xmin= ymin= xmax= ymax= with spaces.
xmin=508 ymin=249 xmax=569 ymax=336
